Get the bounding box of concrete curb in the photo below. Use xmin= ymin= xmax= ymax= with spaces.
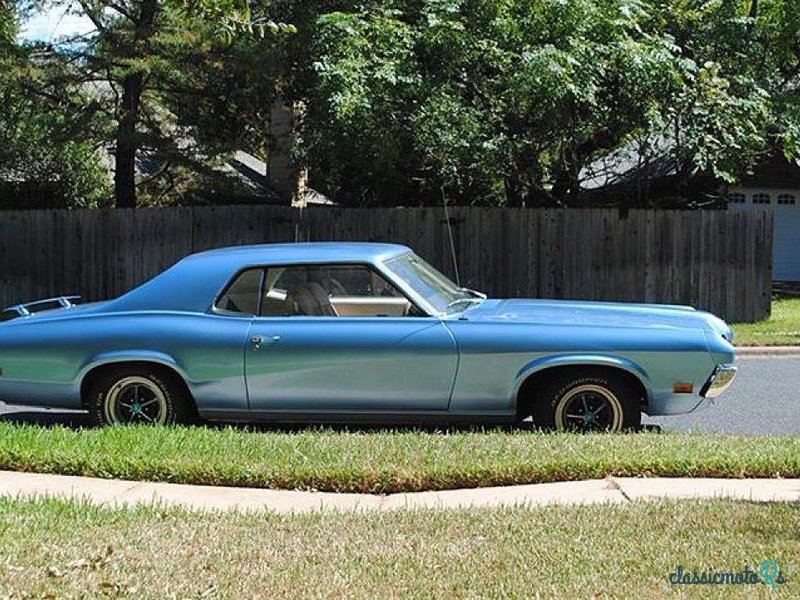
xmin=0 ymin=471 xmax=798 ymax=513
xmin=736 ymin=346 xmax=800 ymax=356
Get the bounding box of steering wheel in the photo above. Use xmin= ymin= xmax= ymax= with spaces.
xmin=326 ymin=277 xmax=347 ymax=296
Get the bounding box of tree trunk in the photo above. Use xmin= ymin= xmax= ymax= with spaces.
xmin=114 ymin=72 xmax=143 ymax=208
xmin=112 ymin=0 xmax=158 ymax=209
xmin=504 ymin=175 xmax=523 ymax=207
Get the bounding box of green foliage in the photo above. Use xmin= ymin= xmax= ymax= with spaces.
xmin=641 ymin=0 xmax=797 ymax=184
xmin=175 ymin=0 xmax=295 ymax=40
xmin=5 ymin=0 xmax=800 ymax=208
xmin=671 ymin=62 xmax=769 ymax=183
xmin=301 ymin=0 xmax=800 ymax=206
xmin=15 ymin=0 xmax=295 ymax=207
xmin=0 ymin=2 xmax=111 ymax=208
xmin=154 ymin=14 xmax=285 ymax=158
xmin=301 ymin=1 xmax=675 ymax=204
xmin=0 ymin=133 xmax=112 ymax=209
xmin=0 ymin=3 xmax=16 ymax=45
xmin=307 ymin=8 xmax=420 ymax=203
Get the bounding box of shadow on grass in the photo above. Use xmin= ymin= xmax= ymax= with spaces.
xmin=0 ymin=404 xmax=662 ymax=434
xmin=0 ymin=406 xmax=91 ymax=429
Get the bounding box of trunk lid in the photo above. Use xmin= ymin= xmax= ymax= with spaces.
xmin=0 ymin=299 xmax=112 ymax=325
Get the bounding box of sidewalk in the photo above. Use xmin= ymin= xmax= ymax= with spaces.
xmin=1 ymin=471 xmax=798 ymax=513
xmin=736 ymin=346 xmax=800 ymax=356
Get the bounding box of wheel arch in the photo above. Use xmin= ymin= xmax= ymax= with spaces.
xmin=513 ymin=355 xmax=651 ymax=419
xmin=78 ymin=352 xmax=196 ymax=410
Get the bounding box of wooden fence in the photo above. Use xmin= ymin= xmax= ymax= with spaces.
xmin=0 ymin=205 xmax=773 ymax=322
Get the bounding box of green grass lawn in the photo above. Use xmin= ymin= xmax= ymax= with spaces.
xmin=1 ymin=423 xmax=798 ymax=492
xmin=0 ymin=497 xmax=794 ymax=598
xmin=733 ymin=297 xmax=800 ymax=346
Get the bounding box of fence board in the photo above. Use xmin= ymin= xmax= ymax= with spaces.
xmin=0 ymin=205 xmax=773 ymax=322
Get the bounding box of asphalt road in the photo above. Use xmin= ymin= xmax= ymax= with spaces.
xmin=645 ymin=356 xmax=800 ymax=435
xmin=0 ymin=356 xmax=797 ymax=435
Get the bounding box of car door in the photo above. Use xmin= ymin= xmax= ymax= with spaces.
xmin=236 ymin=263 xmax=458 ymax=413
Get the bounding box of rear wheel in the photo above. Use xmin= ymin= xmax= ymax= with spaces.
xmin=529 ymin=370 xmax=641 ymax=433
xmin=87 ymin=366 xmax=192 ymax=426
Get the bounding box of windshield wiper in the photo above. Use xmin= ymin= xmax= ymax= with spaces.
xmin=459 ymin=287 xmax=487 ymax=300
xmin=445 ymin=297 xmax=484 ymax=312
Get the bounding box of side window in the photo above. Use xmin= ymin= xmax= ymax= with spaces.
xmin=323 ymin=266 xmax=403 ymax=299
xmin=260 ymin=264 xmax=413 ymax=318
xmin=216 ymin=269 xmax=263 ymax=315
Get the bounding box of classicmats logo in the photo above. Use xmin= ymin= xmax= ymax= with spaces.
xmin=668 ymin=561 xmax=789 ymax=589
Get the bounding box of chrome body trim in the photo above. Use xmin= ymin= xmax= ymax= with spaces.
xmin=701 ymin=364 xmax=738 ymax=399
xmin=6 ymin=296 xmax=81 ymax=316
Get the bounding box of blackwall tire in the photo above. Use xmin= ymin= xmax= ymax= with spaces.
xmin=87 ymin=366 xmax=192 ymax=426
xmin=531 ymin=370 xmax=641 ymax=432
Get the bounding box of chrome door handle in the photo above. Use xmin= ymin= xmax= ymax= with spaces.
xmin=251 ymin=335 xmax=280 ymax=349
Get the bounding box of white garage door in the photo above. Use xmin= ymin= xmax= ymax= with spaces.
xmin=774 ymin=194 xmax=800 ymax=281
xmin=728 ymin=189 xmax=800 ymax=282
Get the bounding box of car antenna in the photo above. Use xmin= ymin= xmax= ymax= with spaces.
xmin=441 ymin=184 xmax=461 ymax=287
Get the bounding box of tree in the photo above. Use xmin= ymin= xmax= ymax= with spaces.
xmin=10 ymin=0 xmax=799 ymax=208
xmin=0 ymin=2 xmax=15 ymax=45
xmin=636 ymin=0 xmax=795 ymax=192
xmin=298 ymin=0 xmax=800 ymax=207
xmin=299 ymin=1 xmax=681 ymax=206
xmin=0 ymin=1 xmax=111 ymax=208
xmin=28 ymin=0 xmax=293 ymax=208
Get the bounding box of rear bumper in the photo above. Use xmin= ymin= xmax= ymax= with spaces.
xmin=700 ymin=364 xmax=738 ymax=399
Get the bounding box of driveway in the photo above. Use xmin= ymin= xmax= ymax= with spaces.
xmin=1 ymin=356 xmax=797 ymax=435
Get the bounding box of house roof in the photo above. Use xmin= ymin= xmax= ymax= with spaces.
xmin=580 ymin=138 xmax=678 ymax=190
xmin=737 ymin=156 xmax=800 ymax=189
xmin=582 ymin=143 xmax=800 ymax=192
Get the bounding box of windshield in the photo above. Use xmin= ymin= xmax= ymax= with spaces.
xmin=384 ymin=253 xmax=483 ymax=314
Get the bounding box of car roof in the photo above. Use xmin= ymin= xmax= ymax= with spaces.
xmin=111 ymin=242 xmax=412 ymax=313
xmin=187 ymin=242 xmax=411 ymax=266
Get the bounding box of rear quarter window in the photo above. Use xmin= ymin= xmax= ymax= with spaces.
xmin=0 ymin=310 xmax=20 ymax=323
xmin=216 ymin=269 xmax=264 ymax=315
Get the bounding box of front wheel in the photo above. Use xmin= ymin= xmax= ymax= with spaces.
xmin=530 ymin=370 xmax=641 ymax=433
xmin=87 ymin=367 xmax=193 ymax=426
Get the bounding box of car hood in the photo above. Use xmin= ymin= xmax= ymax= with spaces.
xmin=460 ymin=298 xmax=732 ymax=337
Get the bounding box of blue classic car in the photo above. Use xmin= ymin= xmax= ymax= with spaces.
xmin=0 ymin=243 xmax=736 ymax=431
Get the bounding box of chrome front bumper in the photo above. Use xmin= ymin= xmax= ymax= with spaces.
xmin=701 ymin=364 xmax=738 ymax=399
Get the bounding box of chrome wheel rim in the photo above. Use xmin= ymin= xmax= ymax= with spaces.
xmin=555 ymin=384 xmax=622 ymax=432
xmin=104 ymin=376 xmax=168 ymax=425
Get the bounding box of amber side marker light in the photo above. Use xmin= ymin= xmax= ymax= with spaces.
xmin=673 ymin=383 xmax=694 ymax=393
